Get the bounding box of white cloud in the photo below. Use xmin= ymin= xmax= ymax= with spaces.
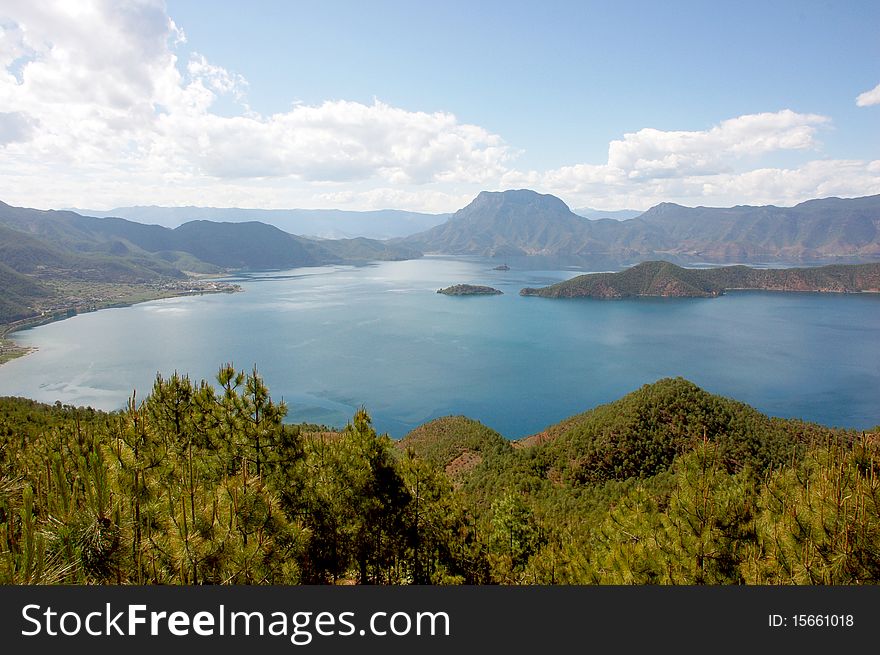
xmin=512 ymin=111 xmax=880 ymax=210
xmin=856 ymin=82 xmax=880 ymax=107
xmin=0 ymin=1 xmax=877 ymax=215
xmin=154 ymin=99 xmax=511 ymax=183
xmin=186 ymin=53 xmax=247 ymax=100
xmin=606 ymin=110 xmax=829 ymax=179
xmin=0 ymin=0 xmax=512 ymax=198
xmin=531 ymin=159 xmax=880 ymax=211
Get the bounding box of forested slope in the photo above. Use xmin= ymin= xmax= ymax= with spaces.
xmin=2 ymin=369 xmax=877 ymax=585
xmin=521 ymin=261 xmax=880 ymax=298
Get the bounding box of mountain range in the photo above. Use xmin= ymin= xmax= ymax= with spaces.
xmin=0 ymin=200 xmax=419 ymax=324
xmin=401 ymin=189 xmax=880 ymax=265
xmin=77 ymin=203 xmax=640 ymax=236
xmin=74 ymin=205 xmax=448 ymax=239
xmin=0 ymin=201 xmax=418 ymax=274
xmin=4 ymin=189 xmax=880 ymax=325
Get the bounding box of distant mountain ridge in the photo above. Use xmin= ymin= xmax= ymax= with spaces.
xmin=0 ymin=201 xmax=419 ymax=273
xmin=0 ymin=200 xmax=419 ymax=324
xmin=401 ymin=189 xmax=605 ymax=258
xmin=5 ymin=189 xmax=880 ymax=325
xmin=634 ymin=196 xmax=880 ymax=262
xmin=573 ymin=207 xmax=642 ymax=221
xmin=75 ymin=205 xmax=448 ymax=239
xmin=402 ymin=189 xmax=880 ymax=265
xmin=520 ymin=260 xmax=880 ymax=298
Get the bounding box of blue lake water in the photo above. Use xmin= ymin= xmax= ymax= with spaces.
xmin=1 ymin=256 xmax=878 ymax=437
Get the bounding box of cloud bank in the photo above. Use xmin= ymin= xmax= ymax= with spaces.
xmin=0 ymin=0 xmax=878 ymax=212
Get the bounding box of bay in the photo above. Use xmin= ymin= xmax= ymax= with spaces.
xmin=1 ymin=256 xmax=878 ymax=438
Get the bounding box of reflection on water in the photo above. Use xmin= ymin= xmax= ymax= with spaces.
xmin=1 ymin=256 xmax=878 ymax=438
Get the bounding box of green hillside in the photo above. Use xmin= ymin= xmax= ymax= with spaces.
xmin=0 ymin=222 xmax=183 ymax=282
xmin=316 ymin=236 xmax=422 ymax=263
xmin=525 ymin=377 xmax=817 ymax=483
xmin=2 ymin=368 xmax=875 ymax=585
xmin=0 ymin=201 xmax=419 ymax=272
xmin=0 ymin=261 xmax=50 ymax=323
xmin=0 ymin=200 xmax=420 ymax=330
xmin=397 ymin=416 xmax=511 ymax=482
xmin=521 ymin=260 xmax=880 ymax=298
xmin=521 ymin=261 xmax=722 ymax=298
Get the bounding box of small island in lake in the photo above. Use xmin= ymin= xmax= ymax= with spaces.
xmin=438 ymin=284 xmax=503 ymax=296
xmin=520 ymin=260 xmax=880 ymax=299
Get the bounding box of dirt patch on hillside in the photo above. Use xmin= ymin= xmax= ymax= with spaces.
xmin=445 ymin=450 xmax=482 ymax=478
xmin=514 ymin=431 xmax=553 ymax=449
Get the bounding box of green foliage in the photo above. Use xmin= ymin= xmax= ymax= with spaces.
xmin=535 ymin=377 xmax=810 ymax=485
xmin=398 ymin=416 xmax=511 ymax=474
xmin=522 ymin=261 xmax=880 ymax=299
xmin=747 ymin=435 xmax=880 ymax=584
xmin=489 ymin=492 xmax=542 ymax=583
xmin=0 ymin=373 xmax=876 ymax=585
xmin=295 ymin=409 xmax=411 ymax=584
xmin=522 ymin=261 xmax=725 ymax=298
xmin=584 ymin=442 xmax=756 ymax=584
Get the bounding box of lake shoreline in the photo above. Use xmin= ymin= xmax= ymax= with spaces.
xmin=0 ymin=338 xmax=37 ymax=366
xmin=1 ymin=258 xmax=877 ymax=436
xmin=0 ymin=281 xmax=242 ymax=368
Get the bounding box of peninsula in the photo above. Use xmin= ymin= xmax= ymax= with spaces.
xmin=0 ymin=278 xmax=240 ymax=365
xmin=520 ymin=261 xmax=880 ymax=299
xmin=438 ymin=284 xmax=503 ymax=296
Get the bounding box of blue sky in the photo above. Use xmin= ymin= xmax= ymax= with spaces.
xmin=168 ymin=0 xmax=880 ymax=164
xmin=1 ymin=0 xmax=879 ymax=212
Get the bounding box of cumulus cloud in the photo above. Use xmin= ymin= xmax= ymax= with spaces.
xmin=0 ymin=1 xmax=877 ymax=214
xmin=606 ymin=110 xmax=829 ymax=179
xmin=0 ymin=0 xmax=512 ymax=196
xmin=510 ymin=111 xmax=880 ymax=210
xmin=186 ymin=53 xmax=247 ymax=100
xmin=856 ymin=82 xmax=880 ymax=107
xmin=533 ymin=159 xmax=880 ymax=211
xmin=156 ymin=99 xmax=511 ymax=183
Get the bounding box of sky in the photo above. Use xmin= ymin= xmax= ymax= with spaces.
xmin=0 ymin=0 xmax=879 ymax=213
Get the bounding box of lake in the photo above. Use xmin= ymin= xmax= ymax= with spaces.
xmin=1 ymin=256 xmax=878 ymax=438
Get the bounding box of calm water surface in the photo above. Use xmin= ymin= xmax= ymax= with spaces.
xmin=1 ymin=257 xmax=878 ymax=437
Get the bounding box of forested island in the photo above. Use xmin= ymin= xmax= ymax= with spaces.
xmin=521 ymin=261 xmax=880 ymax=298
xmin=437 ymin=284 xmax=503 ymax=296
xmin=1 ymin=366 xmax=877 ymax=585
